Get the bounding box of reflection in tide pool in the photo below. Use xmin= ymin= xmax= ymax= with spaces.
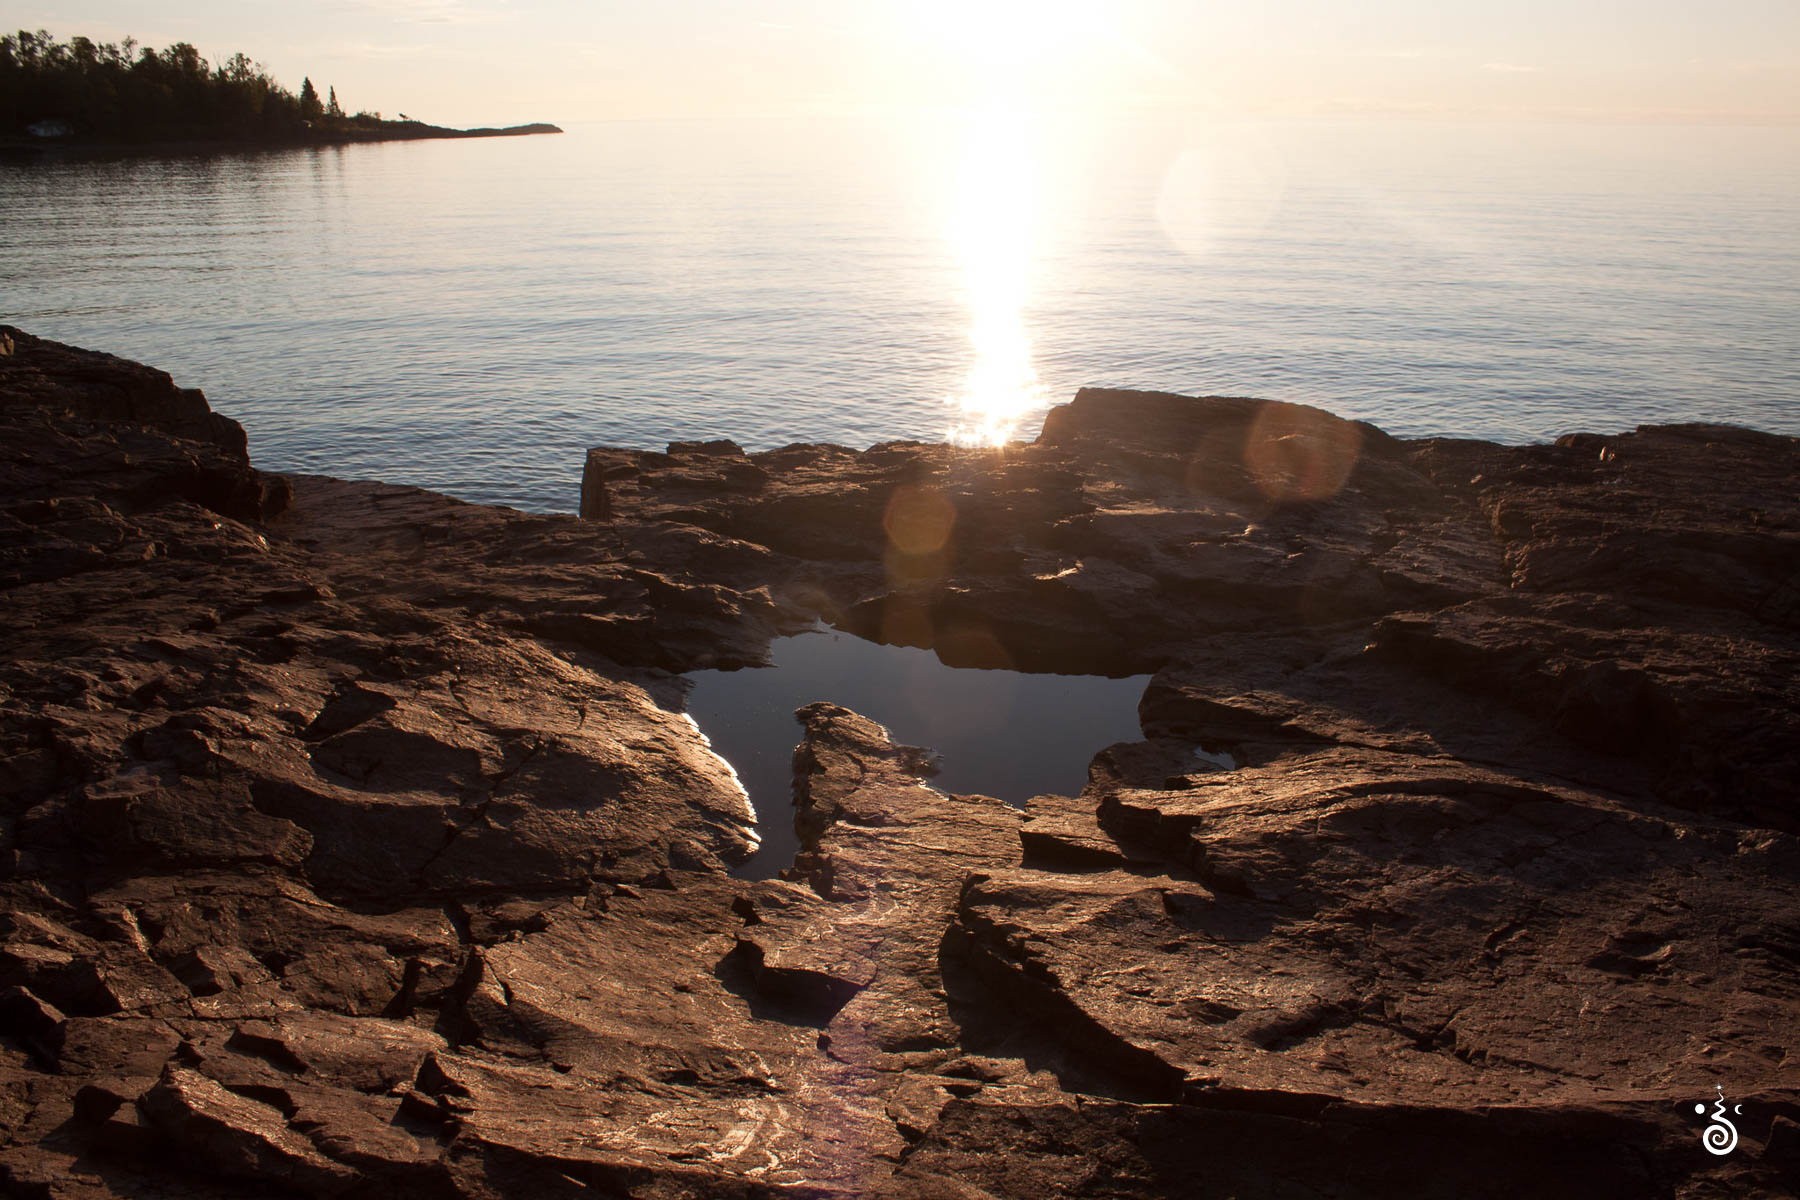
xmin=944 ymin=104 xmax=1049 ymax=447
xmin=682 ymin=627 xmax=1149 ymax=880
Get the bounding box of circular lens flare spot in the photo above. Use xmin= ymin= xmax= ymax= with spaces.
xmin=1156 ymin=125 xmax=1288 ymax=260
xmin=1242 ymin=403 xmax=1363 ymax=503
xmin=884 ymin=485 xmax=958 ymax=556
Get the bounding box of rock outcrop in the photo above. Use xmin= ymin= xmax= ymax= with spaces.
xmin=3 ymin=327 xmax=1795 ymax=1197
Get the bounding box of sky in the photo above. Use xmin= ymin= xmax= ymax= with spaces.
xmin=11 ymin=0 xmax=1800 ymax=126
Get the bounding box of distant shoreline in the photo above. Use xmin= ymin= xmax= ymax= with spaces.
xmin=0 ymin=120 xmax=562 ymax=160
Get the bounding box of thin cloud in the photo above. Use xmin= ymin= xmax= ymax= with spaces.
xmin=333 ymin=41 xmax=438 ymax=60
xmin=1353 ymin=47 xmax=1465 ymax=60
xmin=1483 ymin=62 xmax=1540 ymax=73
xmin=331 ymin=0 xmax=508 ymax=26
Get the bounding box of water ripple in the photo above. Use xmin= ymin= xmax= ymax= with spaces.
xmin=3 ymin=117 xmax=1796 ymax=512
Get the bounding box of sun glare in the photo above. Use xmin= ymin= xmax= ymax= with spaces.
xmin=945 ymin=103 xmax=1048 ymax=447
xmin=894 ymin=0 xmax=1121 ymax=446
xmin=910 ymin=0 xmax=1111 ymax=72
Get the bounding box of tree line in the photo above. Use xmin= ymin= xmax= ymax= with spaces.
xmin=0 ymin=30 xmax=395 ymax=143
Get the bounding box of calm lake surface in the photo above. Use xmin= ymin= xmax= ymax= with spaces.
xmin=4 ymin=115 xmax=1797 ymax=512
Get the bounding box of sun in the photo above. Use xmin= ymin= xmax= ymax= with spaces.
xmin=908 ymin=0 xmax=1113 ymax=70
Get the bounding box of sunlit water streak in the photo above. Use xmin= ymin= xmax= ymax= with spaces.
xmin=2 ymin=116 xmax=1796 ymax=512
xmin=944 ymin=103 xmax=1050 ymax=446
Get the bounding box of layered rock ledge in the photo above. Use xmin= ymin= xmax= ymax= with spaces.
xmin=2 ymin=324 xmax=1797 ymax=1198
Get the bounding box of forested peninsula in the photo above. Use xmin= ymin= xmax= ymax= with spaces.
xmin=0 ymin=30 xmax=558 ymax=153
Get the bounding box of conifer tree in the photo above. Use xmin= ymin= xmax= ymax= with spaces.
xmin=299 ymin=76 xmax=322 ymax=119
xmin=326 ymin=85 xmax=341 ymax=118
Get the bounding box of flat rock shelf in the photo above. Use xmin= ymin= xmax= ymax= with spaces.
xmin=2 ymin=323 xmax=1797 ymax=1199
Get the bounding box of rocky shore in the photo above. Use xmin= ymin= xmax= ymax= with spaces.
xmin=2 ymin=325 xmax=1796 ymax=1198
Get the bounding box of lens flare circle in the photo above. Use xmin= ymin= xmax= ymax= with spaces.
xmin=1241 ymin=402 xmax=1363 ymax=503
xmin=1156 ymin=125 xmax=1289 ymax=260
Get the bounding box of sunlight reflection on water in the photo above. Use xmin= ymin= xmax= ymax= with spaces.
xmin=944 ymin=103 xmax=1051 ymax=447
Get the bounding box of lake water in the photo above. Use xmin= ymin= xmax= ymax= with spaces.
xmin=3 ymin=114 xmax=1797 ymax=512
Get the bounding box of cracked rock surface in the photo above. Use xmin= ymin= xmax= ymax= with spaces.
xmin=3 ymin=326 xmax=1797 ymax=1197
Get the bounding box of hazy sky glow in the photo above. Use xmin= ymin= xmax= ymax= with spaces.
xmin=12 ymin=0 xmax=1799 ymax=125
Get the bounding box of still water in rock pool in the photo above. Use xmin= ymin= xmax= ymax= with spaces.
xmin=682 ymin=627 xmax=1150 ymax=879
